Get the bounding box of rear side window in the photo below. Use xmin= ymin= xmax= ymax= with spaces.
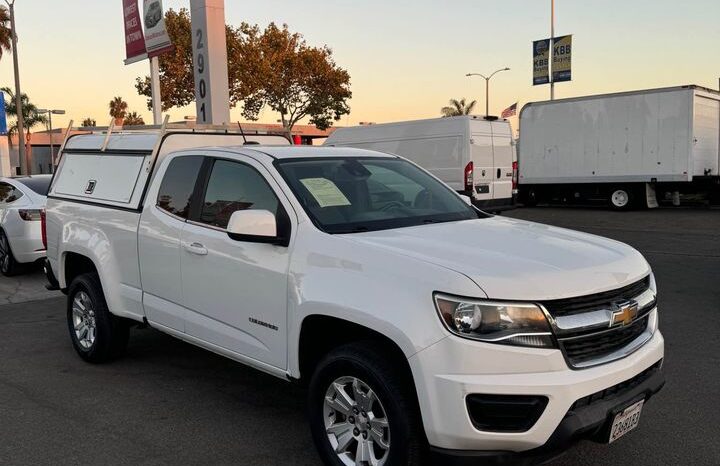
xmin=0 ymin=182 xmax=23 ymax=203
xmin=198 ymin=159 xmax=279 ymax=229
xmin=15 ymin=177 xmax=51 ymax=195
xmin=156 ymin=156 xmax=203 ymax=219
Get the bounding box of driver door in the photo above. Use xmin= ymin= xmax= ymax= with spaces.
xmin=180 ymin=156 xmax=294 ymax=370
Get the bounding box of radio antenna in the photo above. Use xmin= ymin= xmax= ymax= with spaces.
xmin=237 ymin=121 xmax=248 ymax=144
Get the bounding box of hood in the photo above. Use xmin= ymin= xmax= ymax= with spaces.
xmin=342 ymin=216 xmax=650 ymax=301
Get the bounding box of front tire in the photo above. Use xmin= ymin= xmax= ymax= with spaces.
xmin=309 ymin=343 xmax=424 ymax=466
xmin=0 ymin=230 xmax=19 ymax=276
xmin=67 ymin=273 xmax=129 ymax=363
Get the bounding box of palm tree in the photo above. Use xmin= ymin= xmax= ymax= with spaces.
xmin=2 ymin=87 xmax=48 ymax=174
xmin=81 ymin=117 xmax=96 ymax=127
xmin=108 ymin=96 xmax=128 ymax=126
xmin=123 ymin=111 xmax=145 ymax=126
xmin=441 ymin=98 xmax=477 ymax=117
xmin=0 ymin=6 xmax=12 ymax=61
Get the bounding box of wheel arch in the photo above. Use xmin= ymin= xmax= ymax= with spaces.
xmin=62 ymin=251 xmax=99 ymax=291
xmin=296 ymin=314 xmax=418 ymax=390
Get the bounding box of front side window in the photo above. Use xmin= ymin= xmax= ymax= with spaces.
xmin=156 ymin=156 xmax=203 ymax=219
xmin=276 ymin=157 xmax=484 ymax=233
xmin=199 ymin=159 xmax=280 ymax=229
xmin=0 ymin=182 xmax=23 ymax=203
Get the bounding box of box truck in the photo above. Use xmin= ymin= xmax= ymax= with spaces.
xmin=325 ymin=116 xmax=517 ymax=211
xmin=518 ymin=85 xmax=720 ymax=209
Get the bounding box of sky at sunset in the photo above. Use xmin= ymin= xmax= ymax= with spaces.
xmin=1 ymin=0 xmax=718 ymax=132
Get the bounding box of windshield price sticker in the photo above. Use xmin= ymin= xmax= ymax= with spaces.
xmin=300 ymin=178 xmax=351 ymax=207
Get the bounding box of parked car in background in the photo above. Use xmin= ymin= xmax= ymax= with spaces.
xmin=0 ymin=175 xmax=51 ymax=276
xmin=46 ymin=130 xmax=664 ymax=465
xmin=325 ymin=116 xmax=518 ymax=212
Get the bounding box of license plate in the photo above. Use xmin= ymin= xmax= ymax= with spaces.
xmin=608 ymin=399 xmax=644 ymax=443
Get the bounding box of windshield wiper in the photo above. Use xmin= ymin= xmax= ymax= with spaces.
xmin=334 ymin=225 xmax=370 ymax=234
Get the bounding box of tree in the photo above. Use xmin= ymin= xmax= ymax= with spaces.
xmin=123 ymin=112 xmax=145 ymax=126
xmin=108 ymin=96 xmax=128 ymax=126
xmin=441 ymin=98 xmax=477 ymax=117
xmin=135 ymin=10 xmax=352 ymax=133
xmin=81 ymin=117 xmax=96 ymax=127
xmin=2 ymin=87 xmax=47 ymax=174
xmin=0 ymin=6 xmax=11 ymax=61
xmin=236 ymin=23 xmax=351 ymax=133
xmin=135 ymin=8 xmax=225 ymax=111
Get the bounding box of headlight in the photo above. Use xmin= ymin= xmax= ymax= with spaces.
xmin=434 ymin=294 xmax=555 ymax=348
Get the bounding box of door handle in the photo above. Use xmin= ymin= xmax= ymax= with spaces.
xmin=497 ymin=168 xmax=501 ymax=179
xmin=184 ymin=241 xmax=208 ymax=256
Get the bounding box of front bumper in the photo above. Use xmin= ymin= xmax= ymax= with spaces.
xmin=408 ymin=328 xmax=665 ymax=455
xmin=471 ymin=195 xmax=517 ymax=212
xmin=430 ymin=362 xmax=664 ymax=465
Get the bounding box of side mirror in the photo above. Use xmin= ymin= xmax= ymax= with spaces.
xmin=227 ymin=210 xmax=286 ymax=245
xmin=459 ymin=194 xmax=472 ymax=206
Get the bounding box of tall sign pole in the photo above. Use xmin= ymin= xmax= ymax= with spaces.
xmin=6 ymin=0 xmax=25 ymax=174
xmin=150 ymin=56 xmax=162 ymax=124
xmin=190 ymin=0 xmax=230 ymax=125
xmin=550 ymin=0 xmax=555 ymax=100
xmin=123 ymin=0 xmax=174 ymax=125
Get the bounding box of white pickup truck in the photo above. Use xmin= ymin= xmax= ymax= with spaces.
xmin=44 ymin=129 xmax=665 ymax=465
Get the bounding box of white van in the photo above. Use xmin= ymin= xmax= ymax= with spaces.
xmin=325 ymin=116 xmax=517 ymax=211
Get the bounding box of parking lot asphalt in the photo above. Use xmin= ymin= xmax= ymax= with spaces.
xmin=0 ymin=266 xmax=60 ymax=305
xmin=0 ymin=207 xmax=718 ymax=466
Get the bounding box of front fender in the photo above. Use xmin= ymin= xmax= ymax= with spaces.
xmin=285 ymin=225 xmax=485 ymax=378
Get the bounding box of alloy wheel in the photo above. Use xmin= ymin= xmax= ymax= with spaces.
xmin=71 ymin=291 xmax=97 ymax=350
xmin=323 ymin=376 xmax=391 ymax=466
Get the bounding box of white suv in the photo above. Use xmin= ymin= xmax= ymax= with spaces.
xmin=45 ymin=133 xmax=665 ymax=465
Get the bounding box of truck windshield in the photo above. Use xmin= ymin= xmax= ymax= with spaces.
xmin=275 ymin=157 xmax=484 ymax=233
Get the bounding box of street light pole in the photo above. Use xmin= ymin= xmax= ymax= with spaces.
xmin=5 ymin=0 xmax=25 ymax=174
xmin=36 ymin=109 xmax=65 ymax=173
xmin=466 ymin=68 xmax=510 ymax=117
xmin=550 ymin=0 xmax=555 ymax=100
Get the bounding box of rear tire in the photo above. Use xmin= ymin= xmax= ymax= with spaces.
xmin=521 ymin=188 xmax=539 ymax=207
xmin=67 ymin=272 xmax=129 ymax=363
xmin=0 ymin=230 xmax=19 ymax=276
xmin=308 ymin=342 xmax=424 ymax=466
xmin=609 ymin=187 xmax=633 ymax=210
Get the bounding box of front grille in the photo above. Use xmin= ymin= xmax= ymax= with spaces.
xmin=540 ymin=276 xmax=655 ymax=368
xmin=543 ymin=276 xmax=651 ymax=317
xmin=559 ymin=315 xmax=649 ymax=366
xmin=570 ymin=360 xmax=662 ymax=411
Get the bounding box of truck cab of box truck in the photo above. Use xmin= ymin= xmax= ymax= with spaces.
xmin=45 ymin=131 xmax=664 ymax=466
xmin=324 ymin=116 xmax=518 ymax=212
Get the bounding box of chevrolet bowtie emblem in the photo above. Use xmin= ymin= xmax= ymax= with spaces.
xmin=610 ymin=300 xmax=639 ymax=327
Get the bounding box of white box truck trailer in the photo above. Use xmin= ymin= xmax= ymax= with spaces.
xmin=518 ymin=85 xmax=720 ymax=209
xmin=325 ymin=116 xmax=517 ymax=211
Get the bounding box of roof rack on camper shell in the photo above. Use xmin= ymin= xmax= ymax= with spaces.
xmin=49 ymin=116 xmax=292 ymax=211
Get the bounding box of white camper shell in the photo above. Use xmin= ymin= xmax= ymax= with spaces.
xmin=49 ymin=129 xmax=290 ymax=211
xmin=324 ymin=116 xmax=517 ymax=211
xmin=518 ymin=85 xmax=720 ymax=209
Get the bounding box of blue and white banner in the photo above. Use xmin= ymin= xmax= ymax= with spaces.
xmin=0 ymin=92 xmax=7 ymax=135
